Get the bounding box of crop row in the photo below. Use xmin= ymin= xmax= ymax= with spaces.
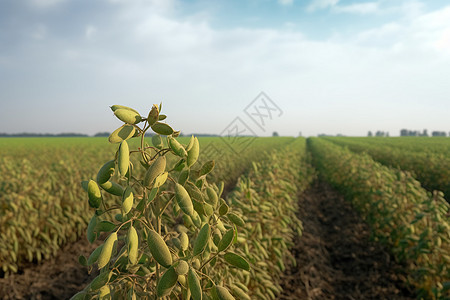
xmin=75 ymin=136 xmax=314 ymax=299
xmin=325 ymin=137 xmax=450 ymax=200
xmin=221 ymin=137 xmax=315 ymax=299
xmin=309 ymin=138 xmax=450 ymax=299
xmin=337 ymin=137 xmax=450 ymax=155
xmin=0 ymin=137 xmax=291 ymax=275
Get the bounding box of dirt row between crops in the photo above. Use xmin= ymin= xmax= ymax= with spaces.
xmin=279 ymin=180 xmax=416 ymax=300
xmin=0 ymin=237 xmax=101 ymax=300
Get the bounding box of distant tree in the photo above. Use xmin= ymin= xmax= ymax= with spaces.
xmin=94 ymin=132 xmax=110 ymax=137
xmin=272 ymin=131 xmax=279 ymax=137
xmin=368 ymin=131 xmax=373 ymax=137
xmin=421 ymin=129 xmax=429 ymax=137
xmin=400 ymin=129 xmax=408 ymax=136
xmin=432 ymin=131 xmax=447 ymax=137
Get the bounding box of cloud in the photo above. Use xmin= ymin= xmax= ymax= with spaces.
xmin=85 ymin=25 xmax=97 ymax=40
xmin=278 ymin=0 xmax=294 ymax=6
xmin=307 ymin=0 xmax=339 ymax=12
xmin=335 ymin=2 xmax=379 ymax=14
xmin=29 ymin=0 xmax=67 ymax=8
xmin=1 ymin=0 xmax=450 ymax=136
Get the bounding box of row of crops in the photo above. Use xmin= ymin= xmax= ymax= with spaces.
xmin=1 ymin=124 xmax=450 ymax=299
xmin=0 ymin=136 xmax=292 ymax=275
xmin=308 ymin=138 xmax=450 ymax=299
xmin=73 ymin=135 xmax=314 ymax=299
xmin=325 ymin=137 xmax=450 ymax=200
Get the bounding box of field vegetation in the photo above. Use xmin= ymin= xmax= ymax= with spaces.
xmin=0 ymin=109 xmax=449 ymax=299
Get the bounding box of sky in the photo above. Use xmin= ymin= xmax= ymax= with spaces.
xmin=0 ymin=0 xmax=449 ymax=137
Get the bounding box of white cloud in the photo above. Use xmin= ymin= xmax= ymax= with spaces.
xmin=29 ymin=0 xmax=66 ymax=8
xmin=307 ymin=0 xmax=339 ymax=12
xmin=435 ymin=28 xmax=450 ymax=51
xmin=85 ymin=25 xmax=97 ymax=40
xmin=3 ymin=0 xmax=450 ymax=136
xmin=278 ymin=0 xmax=294 ymax=6
xmin=335 ymin=2 xmax=379 ymax=14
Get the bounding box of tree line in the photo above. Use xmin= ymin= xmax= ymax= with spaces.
xmin=367 ymin=129 xmax=449 ymax=137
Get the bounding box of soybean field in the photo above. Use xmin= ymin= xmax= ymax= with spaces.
xmin=0 ymin=128 xmax=449 ymax=299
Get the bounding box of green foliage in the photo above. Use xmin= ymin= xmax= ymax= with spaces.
xmin=220 ymin=138 xmax=315 ymax=299
xmin=75 ymin=104 xmax=253 ymax=299
xmin=324 ymin=136 xmax=450 ymax=201
xmin=0 ymin=134 xmax=291 ymax=276
xmin=309 ymin=137 xmax=450 ymax=299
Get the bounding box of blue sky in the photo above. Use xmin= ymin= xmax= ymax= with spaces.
xmin=0 ymin=0 xmax=449 ymax=136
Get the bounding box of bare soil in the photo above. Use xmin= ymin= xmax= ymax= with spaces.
xmin=279 ymin=180 xmax=416 ymax=300
xmin=0 ymin=237 xmax=101 ymax=300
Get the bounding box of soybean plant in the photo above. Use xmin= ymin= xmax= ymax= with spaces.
xmin=73 ymin=104 xmax=250 ymax=300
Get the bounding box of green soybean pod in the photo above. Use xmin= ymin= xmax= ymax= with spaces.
xmin=98 ymin=285 xmax=111 ymax=299
xmin=122 ymin=186 xmax=134 ymax=215
xmin=88 ymin=180 xmax=102 ymax=209
xmin=153 ymin=172 xmax=168 ymax=188
xmin=98 ymin=232 xmax=117 ymax=269
xmin=151 ymin=122 xmax=174 ymax=135
xmin=100 ymin=181 xmax=124 ymax=196
xmin=152 ymin=134 xmax=163 ymax=149
xmin=168 ymin=136 xmax=187 ymax=157
xmin=227 ymin=213 xmax=245 ymax=227
xmin=187 ymin=137 xmax=199 ymax=167
xmin=114 ymin=108 xmax=142 ymax=124
xmin=143 ymin=156 xmax=166 ymax=188
xmin=175 ymin=183 xmax=194 ymax=216
xmin=157 ymin=266 xmax=178 ymax=297
xmin=193 ymin=223 xmax=210 ymax=256
xmin=118 ymin=140 xmax=129 ymax=177
xmin=174 ymin=260 xmax=189 ymax=275
xmin=109 ymin=124 xmax=136 ymax=143
xmin=179 ymin=232 xmax=189 ymax=251
xmin=110 ymin=105 xmax=139 ymax=114
xmin=128 ymin=225 xmax=138 ymax=265
xmin=214 ymin=286 xmax=235 ymax=300
xmin=218 ymin=181 xmax=224 ymax=198
xmin=188 ymin=268 xmax=202 ymax=300
xmin=206 ymin=187 xmax=218 ymax=206
xmin=97 ymin=160 xmax=115 ymax=184
xmin=223 ymin=252 xmax=250 ymax=271
xmin=147 ymin=104 xmax=159 ymax=126
xmin=185 ymin=135 xmax=195 ymax=151
xmin=218 ymin=229 xmax=234 ymax=252
xmin=147 ymin=230 xmax=172 ymax=268
xmin=204 ymin=203 xmax=214 ymax=217
xmin=231 ymin=285 xmax=250 ymax=300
